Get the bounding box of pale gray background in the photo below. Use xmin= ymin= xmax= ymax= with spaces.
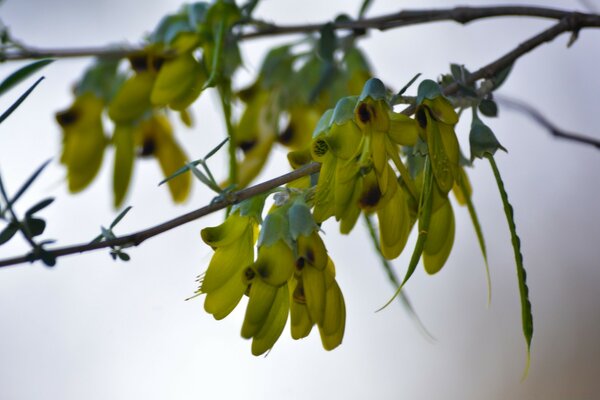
xmin=0 ymin=0 xmax=599 ymax=399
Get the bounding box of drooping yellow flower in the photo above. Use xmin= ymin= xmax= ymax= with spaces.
xmin=290 ymin=234 xmax=346 ymax=351
xmin=56 ymin=92 xmax=107 ymax=193
xmin=135 ymin=115 xmax=191 ymax=203
xmin=150 ymin=52 xmax=206 ymax=111
xmin=199 ymin=212 xmax=257 ymax=320
xmin=308 ymin=80 xmax=418 ymax=257
xmin=241 ymin=239 xmax=295 ymax=355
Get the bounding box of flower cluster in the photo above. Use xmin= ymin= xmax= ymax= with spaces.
xmin=197 ymin=193 xmax=345 ymax=355
xmin=56 ymin=0 xmax=243 ymax=207
xmin=304 ymin=78 xmax=469 ymax=278
xmin=229 ymin=43 xmax=372 ymax=188
xmin=309 ymin=78 xmax=419 ymax=259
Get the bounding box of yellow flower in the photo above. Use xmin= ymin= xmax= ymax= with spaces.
xmin=56 ymin=92 xmax=107 ymax=193
xmin=135 ymin=115 xmax=191 ymax=203
xmin=290 ymin=233 xmax=345 ymax=350
xmin=150 ymin=52 xmax=206 ymax=111
xmin=199 ymin=212 xmax=257 ymax=320
xmin=241 ymin=240 xmax=295 ymax=355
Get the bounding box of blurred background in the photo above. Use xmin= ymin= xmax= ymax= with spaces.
xmin=0 ymin=0 xmax=599 ymax=398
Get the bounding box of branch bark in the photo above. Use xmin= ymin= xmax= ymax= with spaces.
xmin=0 ymin=162 xmax=320 ymax=268
xmin=1 ymin=6 xmax=599 ymax=61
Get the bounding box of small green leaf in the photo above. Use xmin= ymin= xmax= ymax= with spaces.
xmin=4 ymin=159 xmax=51 ymax=211
xmin=39 ymin=248 xmax=56 ymax=267
xmin=358 ymin=78 xmax=386 ymax=102
xmin=0 ymin=222 xmax=18 ymax=245
xmin=488 ymin=155 xmax=533 ymax=377
xmin=0 ymin=76 xmax=44 ymax=125
xmin=0 ymin=59 xmax=54 ymax=97
xmin=358 ymin=0 xmax=374 ymax=18
xmin=479 ymin=99 xmax=498 ymax=117
xmin=101 ymin=226 xmax=116 ymax=241
xmin=317 ymin=23 xmax=336 ymax=63
xmin=491 ymin=63 xmax=513 ymax=90
xmin=396 ymin=73 xmax=421 ymax=97
xmin=186 ymin=2 xmax=210 ymax=29
xmin=288 ymin=202 xmax=317 ymax=240
xmin=469 ymin=112 xmax=507 ymax=160
xmin=24 ymin=216 xmax=46 ymax=237
xmin=204 ymin=137 xmax=229 ymax=160
xmin=416 ymin=79 xmax=441 ymax=105
xmin=25 ymin=198 xmax=54 ymax=217
xmin=331 ymin=96 xmax=358 ymax=125
xmin=116 ymin=251 xmax=131 ymax=262
xmin=379 ymin=157 xmax=434 ymax=311
xmin=75 ymin=59 xmax=122 ymax=102
xmin=257 ymin=212 xmax=288 ymax=247
xmin=312 ymin=109 xmax=334 ymax=138
xmin=232 ymin=193 xmax=268 ymax=222
xmin=109 ymin=205 xmax=133 ymax=229
xmin=149 ymin=13 xmax=194 ymax=45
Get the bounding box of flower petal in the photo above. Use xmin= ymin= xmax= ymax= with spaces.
xmin=251 ymin=284 xmax=290 ymax=356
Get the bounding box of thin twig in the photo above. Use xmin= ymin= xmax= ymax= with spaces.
xmin=0 ymin=162 xmax=320 ymax=268
xmin=495 ymin=95 xmax=600 ymax=149
xmin=2 ymin=6 xmax=599 ymax=61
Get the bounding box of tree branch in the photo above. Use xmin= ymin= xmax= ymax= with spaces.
xmin=0 ymin=162 xmax=320 ymax=268
xmin=1 ymin=6 xmax=598 ymax=268
xmin=2 ymin=6 xmax=599 ymax=61
xmin=495 ymin=95 xmax=600 ymax=149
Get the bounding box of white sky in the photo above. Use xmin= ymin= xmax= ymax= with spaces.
xmin=0 ymin=1 xmax=599 ymax=399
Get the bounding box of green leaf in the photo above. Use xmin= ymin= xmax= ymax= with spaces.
xmin=25 ymin=198 xmax=54 ymax=217
xmin=115 ymin=251 xmax=131 ymax=262
xmin=458 ymin=177 xmax=491 ymax=304
xmin=491 ymin=63 xmax=513 ymax=90
xmin=396 ymin=72 xmax=421 ymax=97
xmin=0 ymin=59 xmax=54 ymax=97
xmin=204 ymin=137 xmax=229 ymax=160
xmin=331 ymin=96 xmax=358 ymax=125
xmin=0 ymin=222 xmax=18 ymax=245
xmin=257 ymin=211 xmax=288 ymax=247
xmin=358 ymin=78 xmax=386 ymax=102
xmin=0 ymin=76 xmax=44 ymax=125
xmin=317 ymin=23 xmax=336 ymax=63
xmin=259 ymin=45 xmax=295 ymax=90
xmin=416 ymin=79 xmax=441 ymax=105
xmin=288 ymin=202 xmax=317 ymax=240
xmin=190 ymin=164 xmax=220 ymax=193
xmin=186 ymin=2 xmax=210 ymax=29
xmin=149 ymin=13 xmax=194 ymax=45
xmin=75 ymin=59 xmax=122 ymax=102
xmin=469 ymin=112 xmax=507 ymax=160
xmin=4 ymin=159 xmax=51 ymax=211
xmin=109 ymin=205 xmax=133 ymax=229
xmin=232 ymin=193 xmax=268 ymax=222
xmin=378 ymin=157 xmax=434 ymax=311
xmin=479 ymin=99 xmax=498 ymax=117
xmin=24 ymin=216 xmax=46 ymax=237
xmin=38 ymin=248 xmax=56 ymax=267
xmin=449 ymin=63 xmax=471 ymax=83
xmin=487 ymin=155 xmax=533 ymax=377
xmin=358 ymin=0 xmax=374 ymax=18
xmin=312 ymin=108 xmax=334 ymax=138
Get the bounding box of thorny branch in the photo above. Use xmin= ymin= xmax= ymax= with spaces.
xmin=0 ymin=5 xmax=599 ymax=267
